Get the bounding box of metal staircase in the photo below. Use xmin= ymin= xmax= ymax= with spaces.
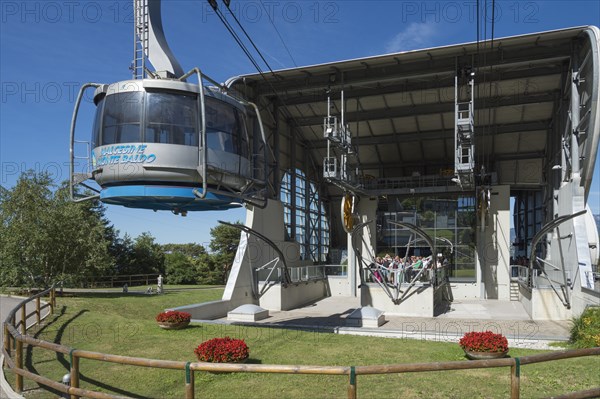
xmin=509 ymin=281 xmax=520 ymax=301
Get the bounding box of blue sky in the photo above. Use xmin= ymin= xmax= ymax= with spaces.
xmin=1 ymin=0 xmax=599 ymax=245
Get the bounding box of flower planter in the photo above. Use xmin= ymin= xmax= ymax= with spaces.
xmin=464 ymin=349 xmax=509 ymax=360
xmin=157 ymin=320 xmax=190 ymax=330
xmin=155 ymin=311 xmax=192 ymax=330
xmin=194 ymin=337 xmax=249 ymax=365
xmin=459 ymin=331 xmax=509 ymax=360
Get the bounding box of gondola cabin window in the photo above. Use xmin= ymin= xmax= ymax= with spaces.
xmin=101 ymin=91 xmax=143 ymax=145
xmin=145 ymin=92 xmax=199 ymax=146
xmin=205 ymin=97 xmax=250 ymax=158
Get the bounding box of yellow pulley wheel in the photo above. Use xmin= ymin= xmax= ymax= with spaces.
xmin=341 ymin=193 xmax=355 ymax=233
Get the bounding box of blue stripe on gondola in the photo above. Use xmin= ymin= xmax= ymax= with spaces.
xmin=99 ymin=185 xmax=242 ymax=211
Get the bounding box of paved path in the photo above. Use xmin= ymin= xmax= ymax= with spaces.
xmin=1 ymin=295 xmax=49 ymax=399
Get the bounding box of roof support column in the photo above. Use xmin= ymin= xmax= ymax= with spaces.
xmin=570 ymin=56 xmax=581 ymax=177
xmin=290 ymin=125 xmax=297 ymax=241
xmin=273 ymin=103 xmax=281 ymax=197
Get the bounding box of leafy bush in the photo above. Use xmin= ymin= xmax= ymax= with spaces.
xmin=570 ymin=307 xmax=600 ymax=348
xmin=459 ymin=331 xmax=508 ymax=353
xmin=164 ymin=252 xmax=198 ymax=285
xmin=155 ymin=311 xmax=191 ymax=324
xmin=194 ymin=337 xmax=249 ymax=363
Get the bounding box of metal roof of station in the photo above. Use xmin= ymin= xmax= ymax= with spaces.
xmin=228 ymin=26 xmax=598 ymax=194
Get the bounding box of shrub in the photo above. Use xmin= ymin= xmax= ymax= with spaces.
xmin=155 ymin=311 xmax=191 ymax=324
xmin=459 ymin=331 xmax=508 ymax=353
xmin=194 ymin=337 xmax=249 ymax=363
xmin=570 ymin=307 xmax=600 ymax=348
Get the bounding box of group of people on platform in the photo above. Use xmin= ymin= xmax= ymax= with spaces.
xmin=510 ymin=256 xmax=531 ymax=266
xmin=368 ymin=253 xmax=447 ymax=286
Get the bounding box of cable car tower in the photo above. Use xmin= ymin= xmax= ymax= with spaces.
xmin=70 ymin=0 xmax=271 ymax=214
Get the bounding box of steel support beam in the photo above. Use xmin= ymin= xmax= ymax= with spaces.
xmin=292 ymin=92 xmax=557 ymax=127
xmin=310 ymin=121 xmax=549 ymax=149
xmin=271 ymin=66 xmax=563 ymax=106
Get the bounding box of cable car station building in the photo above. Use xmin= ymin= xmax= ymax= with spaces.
xmin=71 ymin=17 xmax=599 ymax=322
xmin=211 ymin=26 xmax=600 ymax=322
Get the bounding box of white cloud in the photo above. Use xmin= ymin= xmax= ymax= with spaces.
xmin=385 ymin=22 xmax=438 ymax=53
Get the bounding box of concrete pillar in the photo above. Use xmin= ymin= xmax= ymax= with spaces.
xmin=223 ymin=200 xmax=288 ymax=305
xmin=478 ymin=185 xmax=511 ymax=300
xmin=348 ymin=197 xmax=377 ymax=297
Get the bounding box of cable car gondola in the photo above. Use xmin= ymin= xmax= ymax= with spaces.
xmin=69 ymin=1 xmax=269 ymax=213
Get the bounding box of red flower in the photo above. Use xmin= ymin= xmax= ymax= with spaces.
xmin=194 ymin=337 xmax=249 ymax=363
xmin=156 ymin=311 xmax=191 ymax=323
xmin=459 ymin=331 xmax=508 ymax=353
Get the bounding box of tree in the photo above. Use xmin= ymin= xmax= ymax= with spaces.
xmin=209 ymin=222 xmax=241 ymax=284
xmin=126 ymin=232 xmax=165 ymax=275
xmin=162 ymin=243 xmax=207 ymax=259
xmin=110 ymin=233 xmax=134 ymax=275
xmin=194 ymin=254 xmax=221 ymax=285
xmin=0 ymin=171 xmax=112 ymax=287
xmin=163 ymin=243 xmax=216 ymax=284
xmin=164 ymin=252 xmax=197 ymax=285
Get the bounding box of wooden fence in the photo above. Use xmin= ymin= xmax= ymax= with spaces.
xmin=2 ymin=286 xmax=600 ymax=399
xmin=85 ymin=274 xmax=160 ymax=288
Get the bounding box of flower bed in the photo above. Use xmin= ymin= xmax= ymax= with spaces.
xmin=459 ymin=331 xmax=508 ymax=353
xmin=156 ymin=310 xmax=192 ymax=324
xmin=194 ymin=337 xmax=249 ymax=363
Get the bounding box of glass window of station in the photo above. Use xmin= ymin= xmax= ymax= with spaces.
xmin=377 ymin=195 xmax=476 ymax=282
xmin=281 ymin=169 xmax=330 ymax=262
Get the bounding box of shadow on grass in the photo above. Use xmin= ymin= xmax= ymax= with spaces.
xmin=25 ymin=305 xmax=149 ymax=399
xmin=25 ymin=306 xmax=78 ymax=397
xmin=182 ymin=325 xmax=203 ymax=330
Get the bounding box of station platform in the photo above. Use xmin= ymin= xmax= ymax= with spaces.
xmin=199 ymin=296 xmax=571 ymax=350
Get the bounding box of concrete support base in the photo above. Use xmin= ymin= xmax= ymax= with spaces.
xmin=227 ymin=304 xmax=269 ymax=322
xmin=361 ymin=284 xmax=435 ymax=317
xmin=346 ymin=306 xmax=385 ymax=328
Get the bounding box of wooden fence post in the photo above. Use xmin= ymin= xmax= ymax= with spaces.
xmin=70 ymin=351 xmax=80 ymax=399
xmin=36 ymin=296 xmax=41 ymax=325
xmin=3 ymin=324 xmax=9 ymax=366
xmin=10 ymin=314 xmax=15 ymax=350
xmin=185 ymin=362 xmax=194 ymax=399
xmin=49 ymin=289 xmax=55 ymax=314
xmin=511 ymin=358 xmax=521 ymax=399
xmin=20 ymin=305 xmax=26 ymax=335
xmin=15 ymin=337 xmax=23 ymax=392
xmin=348 ymin=366 xmax=357 ymax=399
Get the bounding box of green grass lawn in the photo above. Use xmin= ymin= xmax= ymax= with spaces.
xmin=5 ymin=288 xmax=599 ymax=398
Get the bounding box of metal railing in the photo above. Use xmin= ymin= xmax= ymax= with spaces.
xmin=512 ymin=265 xmax=532 ymax=287
xmin=3 ymin=288 xmax=600 ymax=399
xmin=257 ymin=264 xmax=348 ymax=284
xmin=511 ymin=265 xmax=550 ymax=289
